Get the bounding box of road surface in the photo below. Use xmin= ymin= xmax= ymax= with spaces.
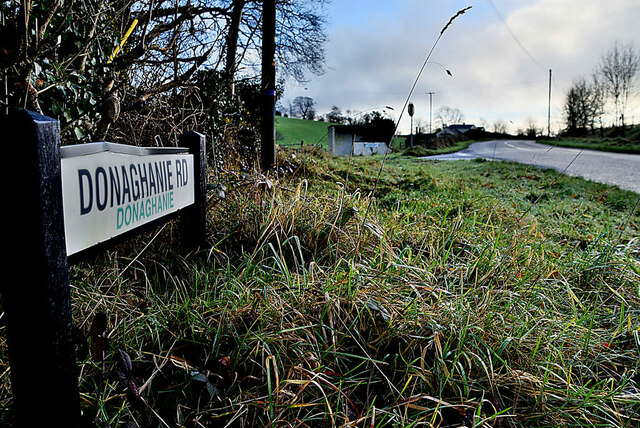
xmin=423 ymin=140 xmax=640 ymax=194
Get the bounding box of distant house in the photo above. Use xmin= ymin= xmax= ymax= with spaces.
xmin=327 ymin=124 xmax=392 ymax=156
xmin=436 ymin=124 xmax=483 ymax=138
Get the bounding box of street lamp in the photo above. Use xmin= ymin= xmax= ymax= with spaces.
xmin=427 ymin=62 xmax=452 ymax=76
xmin=422 ymin=62 xmax=451 ymax=135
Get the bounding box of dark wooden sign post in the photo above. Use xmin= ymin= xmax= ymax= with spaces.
xmin=3 ymin=110 xmax=207 ymax=426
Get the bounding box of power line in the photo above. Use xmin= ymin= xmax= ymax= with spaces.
xmin=487 ymin=1 xmax=553 ymax=135
xmin=487 ymin=0 xmax=547 ymax=71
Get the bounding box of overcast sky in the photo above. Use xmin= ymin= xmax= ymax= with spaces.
xmin=281 ymin=0 xmax=640 ymax=135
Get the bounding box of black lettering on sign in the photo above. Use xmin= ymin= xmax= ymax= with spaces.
xmin=130 ymin=164 xmax=140 ymax=201
xmin=175 ymin=158 xmax=189 ymax=188
xmin=96 ymin=167 xmax=108 ymax=211
xmin=175 ymin=159 xmax=182 ymax=187
xmin=121 ymin=165 xmax=131 ymax=204
xmin=182 ymin=159 xmax=189 ymax=187
xmin=138 ymin=163 xmax=149 ymax=198
xmin=75 ymin=157 xmax=189 ymax=215
xmin=109 ymin=166 xmax=121 ymax=208
xmin=78 ymin=169 xmax=93 ymax=215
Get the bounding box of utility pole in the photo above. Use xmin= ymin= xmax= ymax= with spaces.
xmin=547 ymin=69 xmax=552 ymax=137
xmin=427 ymin=92 xmax=434 ymax=134
xmin=261 ymin=0 xmax=276 ymax=170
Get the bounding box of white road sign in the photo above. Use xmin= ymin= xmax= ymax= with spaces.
xmin=61 ymin=143 xmax=194 ymax=255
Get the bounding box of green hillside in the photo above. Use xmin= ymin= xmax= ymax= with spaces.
xmin=275 ymin=116 xmax=332 ymax=148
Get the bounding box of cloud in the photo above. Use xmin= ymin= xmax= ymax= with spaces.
xmin=283 ymin=0 xmax=640 ymax=134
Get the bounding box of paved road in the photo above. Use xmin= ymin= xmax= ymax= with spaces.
xmin=423 ymin=140 xmax=640 ymax=194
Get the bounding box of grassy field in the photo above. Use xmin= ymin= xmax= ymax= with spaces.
xmin=2 ymin=146 xmax=637 ymax=426
xmin=275 ymin=117 xmax=469 ymax=156
xmin=276 ymin=116 xmax=333 ymax=148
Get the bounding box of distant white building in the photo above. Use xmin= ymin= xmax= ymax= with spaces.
xmin=327 ymin=125 xmax=392 ymax=156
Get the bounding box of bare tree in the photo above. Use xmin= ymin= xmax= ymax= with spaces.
xmin=595 ymin=41 xmax=639 ymax=127
xmin=492 ymin=120 xmax=508 ymax=134
xmin=1 ymin=0 xmax=330 ymax=138
xmin=325 ymin=105 xmax=345 ymax=123
xmin=435 ymin=106 xmax=464 ymax=128
xmin=477 ymin=117 xmax=489 ymax=131
xmin=526 ymin=118 xmax=541 ymax=138
xmin=563 ymin=77 xmax=604 ymax=135
xmin=223 ymin=0 xmax=329 ymax=85
xmin=291 ymin=96 xmax=315 ymax=119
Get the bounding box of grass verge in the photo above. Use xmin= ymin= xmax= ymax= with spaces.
xmin=544 ymin=126 xmax=640 ymax=154
xmin=397 ymin=140 xmax=474 ymax=157
xmin=1 ymin=148 xmax=638 ymax=427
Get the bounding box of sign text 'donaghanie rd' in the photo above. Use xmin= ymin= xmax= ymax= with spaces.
xmin=61 ymin=143 xmax=194 ymax=255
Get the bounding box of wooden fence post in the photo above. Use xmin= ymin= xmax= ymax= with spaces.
xmin=179 ymin=131 xmax=207 ymax=250
xmin=4 ymin=110 xmax=80 ymax=426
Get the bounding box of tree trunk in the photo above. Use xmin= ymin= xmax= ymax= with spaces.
xmin=225 ymin=0 xmax=246 ymax=96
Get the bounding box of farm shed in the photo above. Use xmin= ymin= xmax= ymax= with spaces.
xmin=327 ymin=124 xmax=392 ymax=156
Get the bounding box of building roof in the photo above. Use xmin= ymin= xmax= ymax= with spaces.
xmin=328 ymin=124 xmax=380 ymax=133
xmin=437 ymin=124 xmax=477 ymax=136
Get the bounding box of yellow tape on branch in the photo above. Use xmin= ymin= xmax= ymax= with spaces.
xmin=108 ymin=19 xmax=138 ymax=63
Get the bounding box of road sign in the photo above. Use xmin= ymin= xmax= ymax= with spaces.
xmin=4 ymin=110 xmax=208 ymax=425
xmin=61 ymin=143 xmax=194 ymax=256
